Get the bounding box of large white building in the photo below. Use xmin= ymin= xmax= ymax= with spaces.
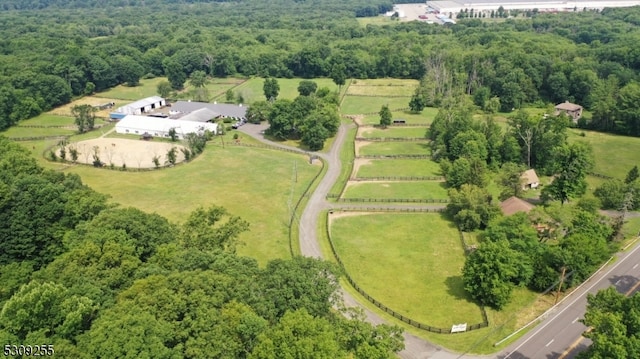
xmin=427 ymin=0 xmax=640 ymax=16
xmin=113 ymin=96 xmax=166 ymax=117
xmin=115 ymin=115 xmax=218 ymax=139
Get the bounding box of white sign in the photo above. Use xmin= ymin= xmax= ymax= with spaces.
xmin=451 ymin=323 xmax=468 ymax=333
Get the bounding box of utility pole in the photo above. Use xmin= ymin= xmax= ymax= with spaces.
xmin=555 ymin=266 xmax=567 ymax=304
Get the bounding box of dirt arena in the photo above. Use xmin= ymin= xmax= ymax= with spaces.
xmin=61 ymin=138 xmax=186 ymax=168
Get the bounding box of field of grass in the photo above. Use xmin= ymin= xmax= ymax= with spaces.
xmin=343 ymin=181 xmax=448 ymax=200
xmin=48 ymin=96 xmax=127 ymax=118
xmin=356 ymin=158 xmax=442 ymax=177
xmin=1 ymin=126 xmax=75 ymax=139
xmin=330 ymin=213 xmax=484 ymax=328
xmin=346 ymin=79 xmax=418 ymax=97
xmin=568 ymin=129 xmax=640 ymax=179
xmin=359 ymin=107 xmax=438 ymax=125
xmin=341 ymin=96 xmax=410 ymax=115
xmin=95 ymin=77 xmax=168 ymax=101
xmin=18 ymin=114 xmax=76 ymax=127
xmin=232 ymin=77 xmax=344 ymax=104
xmin=357 ymin=141 xmax=429 ymax=156
xmin=358 ymin=126 xmax=428 ymax=139
xmin=64 ymin=143 xmax=321 ymax=265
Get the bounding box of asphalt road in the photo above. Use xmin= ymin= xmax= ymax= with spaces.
xmin=239 ymin=122 xmax=640 ymax=359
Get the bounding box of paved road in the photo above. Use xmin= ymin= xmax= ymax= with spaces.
xmin=239 ymin=123 xmax=640 ymax=359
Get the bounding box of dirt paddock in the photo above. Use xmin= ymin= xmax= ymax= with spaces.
xmin=61 ymin=138 xmax=186 ymax=168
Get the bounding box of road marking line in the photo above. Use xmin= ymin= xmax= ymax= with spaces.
xmin=546 ymin=339 xmax=555 ymax=347
xmin=625 ymin=280 xmax=640 ymax=296
xmin=634 ymin=263 xmax=639 ymax=269
xmin=572 ymin=317 xmax=580 ymax=324
xmin=616 ymin=279 xmax=622 ymax=285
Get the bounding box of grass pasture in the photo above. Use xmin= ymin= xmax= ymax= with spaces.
xmin=232 ymin=77 xmax=344 ymax=104
xmin=65 ymin=143 xmax=321 ymax=265
xmin=356 ymin=158 xmax=442 ymax=177
xmin=358 ymin=126 xmax=428 ymax=139
xmin=95 ymin=77 xmax=168 ymax=101
xmin=568 ymin=129 xmax=640 ymax=179
xmin=1 ymin=126 xmax=75 ymax=139
xmin=343 ymin=181 xmax=448 ymax=200
xmin=358 ymin=107 xmax=438 ymax=125
xmin=357 ymin=141 xmax=429 ymax=156
xmin=346 ymin=78 xmax=418 ymax=97
xmin=341 ymin=96 xmax=410 ymax=115
xmin=18 ymin=114 xmax=76 ymax=127
xmin=48 ymin=96 xmax=127 ymax=118
xmin=329 ymin=212 xmax=484 ymax=328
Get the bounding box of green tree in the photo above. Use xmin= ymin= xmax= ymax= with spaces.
xmin=297 ymin=80 xmax=318 ymax=96
xmin=263 ymin=78 xmax=280 ymax=101
xmin=626 ymin=165 xmax=639 ymax=184
xmin=71 ymin=104 xmax=96 ymax=133
xmin=157 ymin=80 xmax=172 ymax=98
xmin=378 ymin=105 xmax=391 ymax=128
xmin=447 ymin=184 xmax=500 ymax=231
xmin=163 ymin=57 xmax=187 ymax=90
xmin=189 ymin=70 xmax=208 ymax=88
xmin=168 ymin=127 xmax=177 ymax=142
xmin=181 ymin=206 xmax=249 ymax=253
xmin=165 ymin=147 xmax=177 ymax=166
xmin=226 ymin=89 xmax=235 ymax=103
xmin=498 ymin=162 xmax=526 ymax=200
xmin=246 ymin=101 xmax=271 ymax=124
xmin=594 ymin=179 xmax=627 ymax=209
xmin=330 ymin=62 xmax=346 ymax=93
xmin=542 ymin=142 xmax=594 ymax=205
xmin=301 ymin=118 xmax=329 ymax=151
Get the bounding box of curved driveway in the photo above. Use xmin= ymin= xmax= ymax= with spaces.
xmin=239 ymin=122 xmax=640 ymax=359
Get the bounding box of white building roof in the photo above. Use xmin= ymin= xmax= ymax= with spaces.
xmin=116 ymin=96 xmax=164 ymax=114
xmin=116 ymin=115 xmax=217 ymax=136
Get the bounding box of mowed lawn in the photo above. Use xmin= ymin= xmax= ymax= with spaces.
xmin=1 ymin=126 xmax=75 ymax=139
xmin=356 ymin=158 xmax=442 ymax=177
xmin=568 ymin=129 xmax=640 ymax=179
xmin=330 ymin=213 xmax=485 ymax=328
xmin=65 ymin=144 xmax=321 ymax=265
xmin=358 ymin=126 xmax=428 ymax=139
xmin=18 ymin=114 xmax=76 ymax=127
xmin=343 ymin=181 xmax=448 ymax=200
xmin=346 ymin=79 xmax=418 ymax=97
xmin=233 ymin=77 xmax=344 ymax=104
xmin=357 ymin=141 xmax=429 ymax=156
xmin=358 ymin=107 xmax=438 ymax=125
xmin=95 ymin=77 xmax=168 ymax=100
xmin=341 ymin=96 xmax=409 ymax=115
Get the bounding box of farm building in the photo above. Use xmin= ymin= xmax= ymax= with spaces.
xmin=500 ymin=196 xmax=535 ymax=216
xmin=112 ymin=96 xmax=166 ymax=118
xmin=171 ymin=101 xmax=248 ymax=122
xmin=177 ymin=108 xmax=219 ymax=123
xmin=554 ymin=101 xmax=583 ymax=123
xmin=115 ymin=115 xmax=217 ymax=139
xmin=521 ymin=169 xmax=540 ymax=190
xmin=426 ymin=0 xmax=640 ymax=17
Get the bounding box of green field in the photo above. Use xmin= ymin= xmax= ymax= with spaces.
xmin=568 ymin=129 xmax=640 ymax=179
xmin=346 ymin=79 xmax=418 ymax=97
xmin=359 ymin=107 xmax=438 ymax=125
xmin=330 ymin=213 xmax=484 ymax=328
xmin=232 ymin=77 xmax=344 ymax=104
xmin=343 ymin=181 xmax=448 ymax=200
xmin=18 ymin=114 xmax=76 ymax=127
xmin=341 ymin=96 xmax=410 ymax=115
xmin=357 ymin=141 xmax=429 ymax=156
xmin=356 ymin=158 xmax=442 ymax=177
xmin=95 ymin=77 xmax=168 ymax=100
xmin=1 ymin=126 xmax=75 ymax=138
xmin=65 ymin=143 xmax=321 ymax=265
xmin=358 ymin=126 xmax=428 ymax=139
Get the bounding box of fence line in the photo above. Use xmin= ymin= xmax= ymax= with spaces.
xmin=325 ymin=211 xmax=488 ymax=333
xmin=355 ymin=137 xmax=429 ymax=142
xmin=10 ymin=135 xmax=70 ymax=142
xmin=330 ymin=207 xmax=445 ymax=213
xmin=336 ymin=197 xmax=449 ymax=203
xmin=356 ymin=154 xmax=430 ymax=159
xmin=351 ymin=176 xmax=444 ymax=182
xmin=589 ymin=172 xmax=614 ymax=180
xmin=345 ymin=94 xmax=411 ymax=98
xmin=358 ymin=124 xmax=430 ymax=128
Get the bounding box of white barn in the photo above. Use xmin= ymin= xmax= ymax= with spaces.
xmin=115 ymin=96 xmax=166 ymax=116
xmin=115 ymin=115 xmax=218 ymax=139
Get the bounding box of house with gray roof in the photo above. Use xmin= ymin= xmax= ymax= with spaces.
xmin=170 ymin=101 xmax=247 ymax=122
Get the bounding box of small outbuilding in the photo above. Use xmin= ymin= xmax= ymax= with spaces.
xmin=500 ymin=196 xmax=535 ymax=216
xmin=115 ymin=115 xmax=217 ymax=139
xmin=554 ymin=101 xmax=583 ymax=123
xmin=521 ymin=169 xmax=540 ymax=190
xmin=115 ymin=96 xmax=166 ymax=116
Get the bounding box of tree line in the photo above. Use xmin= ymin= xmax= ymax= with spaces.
xmin=0 ymin=136 xmax=404 ymax=358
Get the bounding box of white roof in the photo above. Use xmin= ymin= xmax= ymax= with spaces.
xmin=116 ymin=96 xmax=164 ymax=114
xmin=116 ymin=115 xmax=217 ymax=135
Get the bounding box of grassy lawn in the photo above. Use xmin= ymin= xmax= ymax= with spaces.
xmin=568 ymin=129 xmax=640 ymax=179
xmin=95 ymin=77 xmax=168 ymax=100
xmin=64 ymin=143 xmax=321 ymax=266
xmin=1 ymin=126 xmax=75 ymax=138
xmin=346 ymin=78 xmax=418 ymax=97
xmin=360 ymin=107 xmax=437 ymax=125
xmin=356 ymin=158 xmax=442 ymax=177
xmin=18 ymin=114 xmax=76 ymax=127
xmin=357 ymin=141 xmax=429 ymax=156
xmin=358 ymin=126 xmax=428 ymax=139
xmin=330 ymin=213 xmax=485 ymax=328
xmin=232 ymin=77 xmax=344 ymax=105
xmin=343 ymin=181 xmax=448 ymax=200
xmin=341 ymin=96 xmax=410 ymax=115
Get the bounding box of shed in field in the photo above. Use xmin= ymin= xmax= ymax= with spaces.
xmin=521 ymin=169 xmax=540 ymax=190
xmin=115 ymin=115 xmax=217 ymax=139
xmin=554 ymin=101 xmax=583 ymax=123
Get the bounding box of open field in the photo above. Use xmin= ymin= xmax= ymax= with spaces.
xmin=346 ymin=79 xmax=418 ymax=97
xmin=330 ymin=212 xmax=485 ymax=328
xmin=341 ymin=96 xmax=409 ymax=115
xmin=358 ymin=107 xmax=438 ymax=125
xmin=568 ymin=128 xmax=640 ymax=179
xmin=18 ymin=114 xmax=76 ymax=127
xmin=94 ymin=77 xmax=168 ymax=101
xmin=357 ymin=141 xmax=429 ymax=156
xmin=358 ymin=126 xmax=428 ymax=138
xmin=64 ymin=143 xmax=321 ymax=265
xmin=1 ymin=126 xmax=75 ymax=139
xmin=343 ymin=181 xmax=448 ymax=200
xmin=355 ymin=158 xmax=442 ymax=177
xmin=47 ymin=96 xmax=127 ymax=118
xmin=232 ymin=77 xmax=344 ymax=104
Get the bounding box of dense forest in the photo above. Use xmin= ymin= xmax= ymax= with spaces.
xmin=1 ymin=0 xmax=640 ymax=133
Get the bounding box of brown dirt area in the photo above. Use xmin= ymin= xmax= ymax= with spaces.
xmin=60 ymin=138 xmax=186 ymax=168
xmin=47 ymin=96 xmax=128 ymax=118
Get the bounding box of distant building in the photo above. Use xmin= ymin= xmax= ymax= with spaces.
xmin=171 ymin=101 xmax=248 ymax=122
xmin=500 ymin=196 xmax=535 ymax=216
xmin=554 ymin=101 xmax=583 ymax=123
xmin=110 ymin=96 xmax=166 ymax=120
xmin=115 ymin=115 xmax=217 ymax=139
xmin=521 ymin=169 xmax=540 ymax=190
